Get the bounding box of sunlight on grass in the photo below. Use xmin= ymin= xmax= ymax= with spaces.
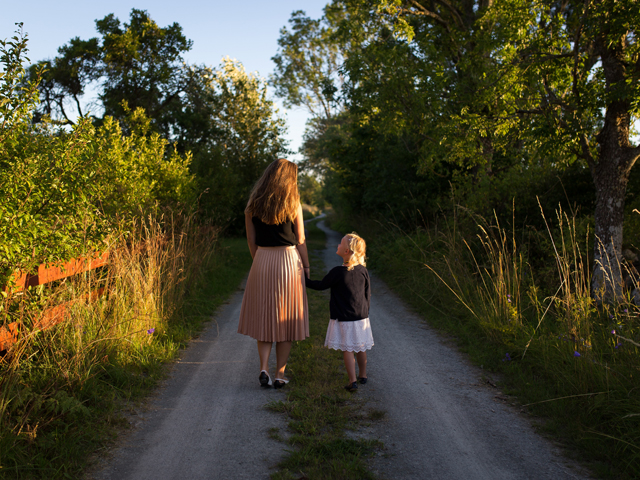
xmin=0 ymin=212 xmax=251 ymax=479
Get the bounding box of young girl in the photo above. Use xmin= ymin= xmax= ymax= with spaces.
xmin=305 ymin=233 xmax=373 ymax=391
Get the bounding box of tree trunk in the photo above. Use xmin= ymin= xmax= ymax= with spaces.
xmin=591 ymin=147 xmax=630 ymax=302
xmin=589 ymin=26 xmax=640 ymax=302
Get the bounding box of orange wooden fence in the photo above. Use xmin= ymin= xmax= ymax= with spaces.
xmin=0 ymin=251 xmax=109 ymax=351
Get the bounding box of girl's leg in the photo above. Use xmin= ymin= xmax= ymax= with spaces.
xmin=356 ymin=351 xmax=367 ymax=379
xmin=275 ymin=341 xmax=292 ymax=379
xmin=257 ymin=340 xmax=272 ymax=373
xmin=343 ymin=351 xmax=357 ymax=383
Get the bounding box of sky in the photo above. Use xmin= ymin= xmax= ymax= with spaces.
xmin=2 ymin=1 xmax=329 ymax=158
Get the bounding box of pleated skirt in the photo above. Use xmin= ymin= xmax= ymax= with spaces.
xmin=238 ymin=246 xmax=309 ymax=342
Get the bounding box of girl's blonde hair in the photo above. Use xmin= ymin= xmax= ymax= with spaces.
xmin=245 ymin=159 xmax=300 ymax=225
xmin=345 ymin=232 xmax=366 ymax=271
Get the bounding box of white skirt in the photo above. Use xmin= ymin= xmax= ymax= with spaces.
xmin=324 ymin=318 xmax=374 ymax=352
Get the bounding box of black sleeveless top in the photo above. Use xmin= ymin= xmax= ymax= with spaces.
xmin=253 ymin=217 xmax=297 ymax=247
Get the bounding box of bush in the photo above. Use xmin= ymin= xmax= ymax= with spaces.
xmin=0 ymin=30 xmax=196 ymax=284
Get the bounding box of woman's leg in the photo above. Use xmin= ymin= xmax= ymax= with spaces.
xmin=343 ymin=351 xmax=357 ymax=383
xmin=257 ymin=340 xmax=272 ymax=373
xmin=356 ymin=351 xmax=367 ymax=379
xmin=275 ymin=341 xmax=292 ymax=379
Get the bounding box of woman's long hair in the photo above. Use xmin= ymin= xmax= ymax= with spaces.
xmin=245 ymin=159 xmax=300 ymax=225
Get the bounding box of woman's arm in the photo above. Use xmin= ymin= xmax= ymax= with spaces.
xmin=245 ymin=212 xmax=258 ymax=259
xmin=293 ymin=203 xmax=310 ymax=278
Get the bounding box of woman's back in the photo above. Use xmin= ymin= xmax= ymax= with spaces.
xmin=252 ymin=217 xmax=297 ymax=247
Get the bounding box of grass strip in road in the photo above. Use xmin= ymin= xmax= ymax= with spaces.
xmin=268 ymin=220 xmax=382 ymax=480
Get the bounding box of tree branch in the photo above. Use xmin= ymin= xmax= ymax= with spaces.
xmin=579 ymin=132 xmax=596 ymax=169
xmin=430 ymin=0 xmax=465 ymax=29
xmin=72 ymin=93 xmax=84 ymax=118
xmin=57 ymin=98 xmax=75 ymax=126
xmin=400 ymin=3 xmax=451 ymax=33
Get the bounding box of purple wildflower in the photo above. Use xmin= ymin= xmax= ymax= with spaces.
xmin=611 ymin=329 xmax=616 ymax=335
xmin=615 ymin=342 xmax=622 ymax=349
xmin=624 ymin=309 xmax=628 ymax=313
xmin=147 ymin=328 xmax=155 ymax=335
xmin=502 ymin=353 xmax=512 ymax=362
xmin=573 ymin=351 xmax=581 ymax=357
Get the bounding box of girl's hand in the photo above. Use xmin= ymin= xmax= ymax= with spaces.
xmin=304 ymin=267 xmax=310 ymax=278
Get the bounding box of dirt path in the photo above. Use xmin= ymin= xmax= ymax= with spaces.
xmin=315 ymin=220 xmax=590 ymax=480
xmin=92 ymin=218 xmax=590 ymax=480
xmin=90 ymin=280 xmax=287 ymax=480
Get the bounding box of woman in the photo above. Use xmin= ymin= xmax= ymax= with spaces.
xmin=238 ymin=158 xmax=310 ymax=389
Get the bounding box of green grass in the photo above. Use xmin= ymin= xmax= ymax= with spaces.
xmin=268 ymin=220 xmax=382 ymax=480
xmin=0 ymin=236 xmax=252 ymax=479
xmin=326 ymin=211 xmax=640 ymax=479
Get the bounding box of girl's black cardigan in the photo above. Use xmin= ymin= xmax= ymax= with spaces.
xmin=305 ymin=265 xmax=370 ymax=321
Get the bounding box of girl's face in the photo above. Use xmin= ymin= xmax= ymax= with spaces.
xmin=336 ymin=236 xmax=352 ymax=261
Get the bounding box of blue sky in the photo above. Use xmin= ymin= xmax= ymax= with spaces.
xmin=2 ymin=1 xmax=329 ymax=158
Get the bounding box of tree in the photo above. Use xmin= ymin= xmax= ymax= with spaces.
xmin=178 ymin=59 xmax=289 ymax=230
xmin=333 ymin=0 xmax=640 ymax=301
xmin=1 ymin=28 xmax=195 ymax=282
xmin=30 ymin=9 xmax=192 ymax=136
xmin=485 ymin=0 xmax=640 ymax=300
xmin=28 ymin=37 xmax=100 ymax=124
xmin=270 ymin=9 xmax=345 ymax=120
xmin=97 ymin=9 xmax=192 ymax=135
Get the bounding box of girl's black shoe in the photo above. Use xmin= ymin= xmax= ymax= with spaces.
xmin=358 ymin=377 xmax=367 ymax=385
xmin=345 ymin=381 xmax=358 ymax=392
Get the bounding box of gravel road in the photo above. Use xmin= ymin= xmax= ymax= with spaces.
xmin=92 ymin=219 xmax=591 ymax=480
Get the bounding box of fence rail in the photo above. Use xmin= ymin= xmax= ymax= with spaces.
xmin=0 ymin=251 xmax=109 ymax=351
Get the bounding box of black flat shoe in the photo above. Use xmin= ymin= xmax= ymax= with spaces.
xmin=259 ymin=370 xmax=272 ymax=388
xmin=274 ymin=378 xmax=289 ymax=389
xmin=358 ymin=377 xmax=368 ymax=385
xmin=345 ymin=381 xmax=358 ymax=392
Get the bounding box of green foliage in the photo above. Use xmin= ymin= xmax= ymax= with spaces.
xmin=30 ymin=8 xmax=192 ymax=134
xmin=275 ymin=0 xmax=639 ymax=301
xmin=90 ymin=106 xmax=196 ymax=218
xmin=270 ymin=8 xmax=345 ymax=119
xmin=305 ymin=112 xmax=451 ymax=227
xmin=298 ymin=172 xmax=325 ymax=207
xmin=1 ymin=31 xmax=105 ymax=277
xmin=0 ymin=30 xmax=195 ymax=283
xmin=181 ymin=58 xmax=289 ymax=231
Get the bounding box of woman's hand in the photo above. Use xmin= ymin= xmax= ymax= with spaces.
xmin=245 ymin=212 xmax=257 ymax=259
xmin=304 ymin=266 xmax=310 ymax=279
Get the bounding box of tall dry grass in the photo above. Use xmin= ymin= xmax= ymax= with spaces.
xmin=364 ymin=204 xmax=640 ymax=477
xmin=0 ymin=210 xmax=218 ymax=477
